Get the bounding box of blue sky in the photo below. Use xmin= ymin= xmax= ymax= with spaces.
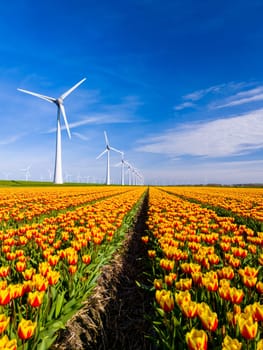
xmin=1 ymin=0 xmax=263 ymax=184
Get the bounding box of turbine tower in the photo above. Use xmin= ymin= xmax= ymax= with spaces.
xmin=21 ymin=165 xmax=31 ymax=181
xmin=18 ymin=78 xmax=86 ymax=184
xmin=115 ymin=151 xmax=125 ymax=185
xmin=96 ymin=131 xmax=122 ymax=185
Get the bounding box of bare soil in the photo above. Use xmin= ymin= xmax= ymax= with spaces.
xmin=51 ymin=192 xmax=156 ymax=350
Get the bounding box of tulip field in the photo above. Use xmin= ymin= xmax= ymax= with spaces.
xmin=0 ymin=185 xmax=263 ymax=349
xmin=144 ymin=186 xmax=263 ymax=350
xmin=0 ymin=185 xmax=147 ymax=350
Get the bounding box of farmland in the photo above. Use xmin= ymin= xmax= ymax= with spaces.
xmin=0 ymin=185 xmax=263 ymax=349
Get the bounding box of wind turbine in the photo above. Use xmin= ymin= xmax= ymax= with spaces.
xmin=21 ymin=165 xmax=31 ymax=181
xmin=17 ymin=78 xmax=86 ymax=184
xmin=96 ymin=131 xmax=122 ymax=185
xmin=124 ymin=160 xmax=132 ymax=185
xmin=115 ymin=151 xmax=125 ymax=185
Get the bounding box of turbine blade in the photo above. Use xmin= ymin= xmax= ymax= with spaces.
xmin=104 ymin=131 xmax=109 ymax=146
xmin=96 ymin=149 xmax=108 ymax=159
xmin=17 ymin=89 xmax=56 ymax=103
xmin=110 ymin=146 xmax=122 ymax=154
xmin=60 ymin=78 xmax=86 ymax=100
xmin=60 ymin=104 xmax=71 ymax=139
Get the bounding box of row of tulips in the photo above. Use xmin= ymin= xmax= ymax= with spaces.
xmin=143 ymin=187 xmax=263 ymax=349
xmin=0 ymin=186 xmax=146 ymax=349
xmin=0 ymin=186 xmax=130 ymax=227
xmin=161 ymin=186 xmax=263 ymax=223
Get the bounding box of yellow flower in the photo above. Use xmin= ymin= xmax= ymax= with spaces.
xmin=0 ymin=335 xmax=17 ymax=350
xmin=18 ymin=318 xmax=37 ymax=340
xmin=185 ymin=328 xmax=208 ymax=350
xmin=155 ymin=290 xmax=174 ymax=312
xmin=222 ymin=335 xmax=242 ymax=350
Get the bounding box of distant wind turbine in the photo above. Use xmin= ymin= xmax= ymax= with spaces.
xmin=124 ymin=160 xmax=132 ymax=185
xmin=115 ymin=151 xmax=125 ymax=185
xmin=96 ymin=131 xmax=122 ymax=185
xmin=21 ymin=165 xmax=31 ymax=181
xmin=17 ymin=78 xmax=86 ymax=184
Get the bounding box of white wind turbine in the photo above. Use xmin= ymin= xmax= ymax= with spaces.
xmin=21 ymin=165 xmax=31 ymax=181
xmin=124 ymin=160 xmax=132 ymax=185
xmin=17 ymin=78 xmax=86 ymax=184
xmin=115 ymin=151 xmax=125 ymax=185
xmin=96 ymin=131 xmax=122 ymax=185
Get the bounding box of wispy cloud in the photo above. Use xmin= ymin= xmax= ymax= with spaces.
xmin=137 ymin=108 xmax=263 ymax=158
xmin=214 ymin=86 xmax=263 ymax=109
xmin=0 ymin=134 xmax=23 ymax=145
xmin=183 ymin=83 xmax=227 ymax=101
xmin=174 ymin=81 xmax=251 ymax=111
xmin=174 ymin=102 xmax=195 ymax=111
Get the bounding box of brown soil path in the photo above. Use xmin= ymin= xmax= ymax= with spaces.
xmin=52 ymin=191 xmax=156 ymax=350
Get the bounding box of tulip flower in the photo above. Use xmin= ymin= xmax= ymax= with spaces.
xmin=22 ymin=268 xmax=36 ymax=281
xmin=38 ymin=262 xmax=51 ymax=277
xmin=67 ymin=253 xmax=78 ymax=265
xmin=147 ymin=250 xmax=156 ymax=258
xmin=153 ymin=279 xmax=163 ymax=290
xmin=242 ymin=275 xmax=257 ymax=288
xmin=229 ymin=257 xmax=241 ymax=268
xmin=229 ymin=287 xmax=244 ymax=304
xmin=82 ymin=254 xmax=91 ymax=264
xmin=155 ymin=290 xmax=174 ymax=313
xmin=218 ymin=285 xmax=231 ymax=301
xmin=258 ymin=253 xmax=263 ymax=266
xmin=6 ymin=252 xmax=16 ymax=261
xmin=160 ymin=258 xmax=174 ymax=272
xmin=17 ymin=318 xmax=37 ymax=340
xmin=0 ymin=289 xmax=10 ymax=306
xmin=252 ymin=302 xmax=263 ymax=322
xmin=198 ymin=308 xmax=218 ymax=332
xmin=0 ymin=314 xmax=10 ymax=334
xmin=185 ymin=328 xmax=208 ymax=350
xmin=0 ymin=281 xmax=7 ymax=291
xmin=47 ymin=254 xmax=60 ymax=266
xmin=257 ymin=339 xmax=263 ymax=350
xmin=141 ymin=236 xmax=149 ymax=244
xmin=0 ymin=266 xmax=10 ymax=278
xmin=32 ymin=274 xmax=49 ymax=292
xmin=180 ymin=300 xmax=198 ymax=318
xmin=27 ymin=291 xmax=45 ymax=308
xmin=222 ymin=335 xmax=242 ymax=350
xmin=175 ymin=278 xmax=192 ymax=291
xmin=175 ymin=290 xmax=192 ymax=306
xmin=191 ymin=272 xmax=202 ymax=285
xmin=237 ymin=313 xmax=258 ymax=340
xmin=15 ymin=261 xmax=26 ymax=273
xmin=0 ymin=335 xmax=17 ymax=350
xmin=256 ymin=281 xmax=263 ymax=294
xmin=46 ymin=270 xmax=60 ymax=286
xmin=239 ymin=266 xmax=258 ymax=278
xmin=201 ymin=273 xmax=218 ymax=292
xmin=69 ymin=265 xmax=77 ymax=275
xmin=217 ymin=266 xmax=234 ymax=280
xmin=10 ymin=284 xmax=25 ymax=299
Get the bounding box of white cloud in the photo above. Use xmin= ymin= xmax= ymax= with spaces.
xmin=174 ymin=101 xmax=195 ymax=111
xmin=183 ymin=83 xmax=227 ymax=101
xmin=0 ymin=134 xmax=23 ymax=145
xmin=215 ymin=86 xmax=263 ymax=109
xmin=136 ymin=108 xmax=263 ymax=158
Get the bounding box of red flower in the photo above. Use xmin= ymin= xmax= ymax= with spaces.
xmin=18 ymin=318 xmax=36 ymax=340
